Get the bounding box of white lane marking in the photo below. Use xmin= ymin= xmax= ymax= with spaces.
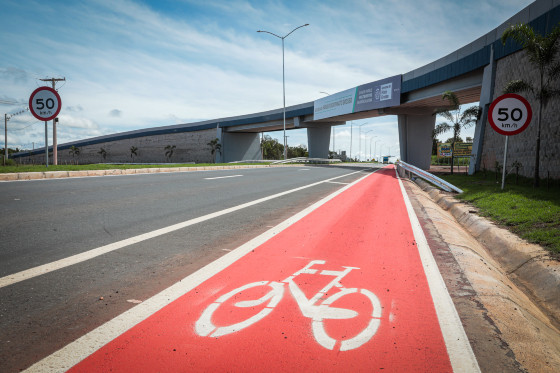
xmin=395 ymin=169 xmax=481 ymax=372
xmin=24 ymin=169 xmax=379 ymax=373
xmin=298 ymin=169 xmax=310 ymax=171
xmin=326 ymin=181 xmax=350 ymax=185
xmin=204 ymin=175 xmax=243 ymax=180
xmin=0 ymin=170 xmax=368 ymax=289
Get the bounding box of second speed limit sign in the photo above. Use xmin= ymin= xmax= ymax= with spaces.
xmin=488 ymin=93 xmax=532 ymax=136
xmin=29 ymin=86 xmax=62 ymax=121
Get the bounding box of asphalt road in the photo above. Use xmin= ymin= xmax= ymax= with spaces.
xmin=0 ymin=164 xmax=378 ymax=371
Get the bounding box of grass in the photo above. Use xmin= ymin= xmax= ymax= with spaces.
xmin=0 ymin=162 xmax=270 ymax=173
xmin=438 ymin=171 xmax=560 ymax=254
xmin=430 ymin=155 xmax=471 ymax=166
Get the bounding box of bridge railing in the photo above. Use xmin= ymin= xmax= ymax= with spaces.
xmin=396 ymin=160 xmax=463 ymax=194
xmin=270 ymin=158 xmax=342 ymax=165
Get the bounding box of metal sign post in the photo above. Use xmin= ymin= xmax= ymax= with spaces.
xmin=501 ymin=136 xmax=509 ymax=190
xmin=488 ymin=93 xmax=532 ymax=190
xmin=44 ymin=121 xmax=49 ymax=167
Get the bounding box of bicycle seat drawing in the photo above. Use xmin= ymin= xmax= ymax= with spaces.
xmin=195 ymin=260 xmax=382 ymax=351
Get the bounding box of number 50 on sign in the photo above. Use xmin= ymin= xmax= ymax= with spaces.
xmin=29 ymin=86 xmax=62 ymax=121
xmin=488 ymin=93 xmax=532 ymax=136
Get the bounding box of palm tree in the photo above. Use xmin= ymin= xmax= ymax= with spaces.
xmin=207 ymin=138 xmax=221 ymax=163
xmin=98 ymin=147 xmax=107 ymax=161
xmin=164 ymin=145 xmax=176 ymax=162
xmin=433 ymin=91 xmax=480 ymax=174
xmin=501 ymin=23 xmax=560 ymax=187
xmin=69 ymin=145 xmax=80 ymax=165
xmin=130 ymin=146 xmax=138 ymax=162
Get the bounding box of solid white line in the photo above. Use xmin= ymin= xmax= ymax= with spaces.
xmin=204 ymin=175 xmax=243 ymax=180
xmin=24 ymin=169 xmax=378 ymax=372
xmin=0 ymin=170 xmax=367 ymax=289
xmin=395 ymin=169 xmax=481 ymax=372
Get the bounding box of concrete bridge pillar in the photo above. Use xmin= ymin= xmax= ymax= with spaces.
xmin=307 ymin=126 xmax=331 ymax=158
xmin=398 ymin=114 xmax=435 ymax=170
xmin=220 ymin=131 xmax=262 ymax=163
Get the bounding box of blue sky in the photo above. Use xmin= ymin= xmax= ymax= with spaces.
xmin=1 ymin=0 xmax=533 ymax=159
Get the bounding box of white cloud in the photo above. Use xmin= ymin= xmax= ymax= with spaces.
xmin=0 ymin=0 xmax=533 ymax=152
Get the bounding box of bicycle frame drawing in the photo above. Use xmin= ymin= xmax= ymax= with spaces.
xmin=195 ymin=260 xmax=382 ymax=351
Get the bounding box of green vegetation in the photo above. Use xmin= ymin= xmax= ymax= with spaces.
xmin=261 ymin=135 xmax=308 ymax=160
xmin=0 ymin=163 xmax=271 ymax=173
xmin=439 ymin=172 xmax=560 ymax=253
xmin=431 ymin=155 xmax=471 ymax=167
xmin=433 ymin=91 xmax=480 ymax=175
xmin=501 ymin=22 xmax=560 ymax=187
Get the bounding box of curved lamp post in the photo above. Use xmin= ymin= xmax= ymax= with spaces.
xmin=258 ymin=24 xmax=309 ymax=160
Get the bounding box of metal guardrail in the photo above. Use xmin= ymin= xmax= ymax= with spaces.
xmin=270 ymin=157 xmax=342 ymax=165
xmin=396 ymin=160 xmax=463 ymax=194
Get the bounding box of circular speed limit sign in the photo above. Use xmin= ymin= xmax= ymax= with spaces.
xmin=488 ymin=93 xmax=532 ymax=136
xmin=29 ymin=86 xmax=62 ymax=121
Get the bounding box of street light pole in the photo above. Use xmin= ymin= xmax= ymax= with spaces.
xmin=363 ymin=130 xmax=372 ymax=161
xmin=350 ymin=121 xmax=353 ymax=160
xmin=319 ymin=91 xmax=334 ymax=155
xmin=358 ymin=123 xmax=367 ymax=162
xmin=374 ymin=140 xmax=381 ymax=162
xmin=369 ymin=135 xmax=377 ymax=161
xmin=258 ymin=24 xmax=309 ymax=160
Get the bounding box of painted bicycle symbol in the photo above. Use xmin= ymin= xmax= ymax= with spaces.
xmin=195 ymin=260 xmax=382 ymax=351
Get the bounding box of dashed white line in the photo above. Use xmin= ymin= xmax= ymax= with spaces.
xmin=204 ymin=175 xmax=243 ymax=180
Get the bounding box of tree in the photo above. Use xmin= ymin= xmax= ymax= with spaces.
xmin=445 ymin=136 xmax=464 ymax=144
xmin=130 ymin=146 xmax=138 ymax=162
xmin=98 ymin=147 xmax=107 ymax=161
xmin=501 ymin=22 xmax=560 ymax=187
xmin=69 ymin=145 xmax=80 ymax=164
xmin=288 ymin=145 xmax=308 ymax=158
xmin=207 ymin=138 xmax=221 ymax=162
xmin=432 ymin=123 xmax=450 ymax=155
xmin=434 ymin=91 xmax=480 ymax=174
xmin=261 ymin=135 xmax=283 ymax=160
xmin=164 ymin=145 xmax=176 ymax=162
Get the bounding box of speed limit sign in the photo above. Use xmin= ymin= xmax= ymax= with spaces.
xmin=488 ymin=93 xmax=532 ymax=136
xmin=29 ymin=86 xmax=62 ymax=121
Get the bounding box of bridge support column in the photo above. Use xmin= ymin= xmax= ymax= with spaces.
xmin=221 ymin=132 xmax=262 ymax=163
xmin=398 ymin=114 xmax=435 ymax=170
xmin=469 ymin=45 xmax=496 ymax=175
xmin=307 ymin=126 xmax=331 ymax=158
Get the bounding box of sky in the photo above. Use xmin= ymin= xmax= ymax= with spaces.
xmin=1 ymin=0 xmax=534 ymax=160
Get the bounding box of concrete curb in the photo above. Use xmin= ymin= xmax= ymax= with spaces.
xmin=0 ymin=164 xmax=306 ymax=181
xmin=414 ymin=178 xmax=560 ymax=323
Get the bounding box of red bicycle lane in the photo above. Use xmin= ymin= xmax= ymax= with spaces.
xmin=69 ymin=166 xmax=457 ymax=372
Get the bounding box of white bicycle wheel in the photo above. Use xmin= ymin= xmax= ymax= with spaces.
xmin=195 ymin=281 xmax=284 ymax=338
xmin=312 ymin=288 xmax=382 ymax=351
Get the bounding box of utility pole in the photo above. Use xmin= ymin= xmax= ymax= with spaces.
xmin=4 ymin=114 xmax=7 ymax=166
xmin=4 ymin=108 xmax=28 ymax=165
xmin=40 ymin=77 xmax=65 ymax=165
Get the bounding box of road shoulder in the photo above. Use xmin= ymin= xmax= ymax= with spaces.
xmin=403 ymin=177 xmax=560 ymax=373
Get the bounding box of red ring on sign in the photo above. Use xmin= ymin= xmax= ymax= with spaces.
xmin=488 ymin=93 xmax=532 ymax=136
xmin=29 ymin=86 xmax=62 ymax=121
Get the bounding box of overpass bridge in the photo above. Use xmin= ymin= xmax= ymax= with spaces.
xmin=14 ymin=0 xmax=560 ymax=172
